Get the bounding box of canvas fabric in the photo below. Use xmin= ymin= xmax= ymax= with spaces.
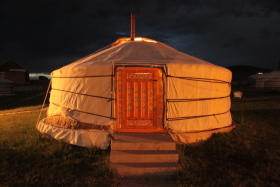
xmin=38 ymin=39 xmax=232 ymax=148
xmin=37 ymin=121 xmax=110 ymax=149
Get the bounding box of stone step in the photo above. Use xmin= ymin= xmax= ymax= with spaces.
xmin=110 ymin=150 xmax=178 ymax=163
xmin=110 ymin=133 xmax=179 ymax=177
xmin=111 ymin=133 xmax=176 ymax=151
xmin=110 ymin=163 xmax=178 ymax=176
xmin=111 ymin=142 xmax=176 ymax=151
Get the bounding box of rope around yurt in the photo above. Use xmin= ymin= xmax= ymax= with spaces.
xmin=36 ymin=79 xmax=52 ymax=128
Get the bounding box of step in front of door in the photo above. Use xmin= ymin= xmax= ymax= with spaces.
xmin=111 ymin=141 xmax=176 ymax=151
xmin=110 ymin=162 xmax=178 ymax=176
xmin=110 ymin=150 xmax=178 ymax=163
xmin=110 ymin=133 xmax=179 ymax=177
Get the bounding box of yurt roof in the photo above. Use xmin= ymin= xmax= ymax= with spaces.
xmin=249 ymin=72 xmax=264 ymax=78
xmin=52 ymin=37 xmax=231 ymax=82
xmin=257 ymin=70 xmax=280 ymax=78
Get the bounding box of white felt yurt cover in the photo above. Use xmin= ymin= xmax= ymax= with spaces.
xmin=37 ymin=37 xmax=233 ymax=149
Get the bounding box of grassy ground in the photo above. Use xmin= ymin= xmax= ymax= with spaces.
xmin=1 ymin=88 xmax=279 ymax=186
xmin=177 ymin=88 xmax=280 ymax=186
xmin=0 ymin=108 xmax=114 ymax=186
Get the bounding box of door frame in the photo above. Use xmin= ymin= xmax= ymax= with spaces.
xmin=114 ymin=66 xmax=166 ymax=133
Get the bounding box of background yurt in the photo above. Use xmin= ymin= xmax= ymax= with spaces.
xmin=249 ymin=70 xmax=280 ymax=89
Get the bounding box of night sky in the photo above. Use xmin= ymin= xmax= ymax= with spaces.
xmin=1 ymin=0 xmax=279 ymax=73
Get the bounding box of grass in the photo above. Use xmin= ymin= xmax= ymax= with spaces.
xmin=177 ymin=88 xmax=280 ymax=186
xmin=0 ymin=108 xmax=114 ymax=186
xmin=1 ymin=88 xmax=280 ymax=186
xmin=0 ymin=105 xmax=45 ymax=114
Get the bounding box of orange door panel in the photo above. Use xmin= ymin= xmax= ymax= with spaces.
xmin=116 ymin=67 xmax=165 ymax=132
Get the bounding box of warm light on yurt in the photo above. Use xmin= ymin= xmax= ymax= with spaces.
xmin=37 ymin=13 xmax=234 ymax=149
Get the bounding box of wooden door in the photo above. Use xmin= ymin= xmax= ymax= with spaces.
xmin=116 ymin=67 xmax=165 ymax=132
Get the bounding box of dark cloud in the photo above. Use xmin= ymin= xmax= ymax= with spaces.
xmin=222 ymin=37 xmax=246 ymax=48
xmin=259 ymin=29 xmax=272 ymax=40
xmin=0 ymin=0 xmax=279 ymax=72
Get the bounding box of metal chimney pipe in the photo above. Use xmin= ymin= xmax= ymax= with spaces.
xmin=194 ymin=52 xmax=197 ymax=57
xmin=130 ymin=12 xmax=136 ymax=41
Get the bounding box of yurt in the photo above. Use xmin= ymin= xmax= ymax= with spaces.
xmin=252 ymin=70 xmax=280 ymax=89
xmin=248 ymin=72 xmax=263 ymax=87
xmin=265 ymin=71 xmax=280 ymax=90
xmin=37 ymin=36 xmax=234 ymax=149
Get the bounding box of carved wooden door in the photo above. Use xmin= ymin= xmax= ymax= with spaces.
xmin=116 ymin=67 xmax=164 ymax=132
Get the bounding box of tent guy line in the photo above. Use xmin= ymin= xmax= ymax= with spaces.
xmin=166 ymin=110 xmax=230 ymax=121
xmin=167 ymin=75 xmax=231 ymax=84
xmin=51 ymin=102 xmax=113 ymax=119
xmin=52 ymin=88 xmax=113 ymax=100
xmin=51 ymin=75 xmax=112 ymax=78
xmin=167 ymin=95 xmax=230 ymax=102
